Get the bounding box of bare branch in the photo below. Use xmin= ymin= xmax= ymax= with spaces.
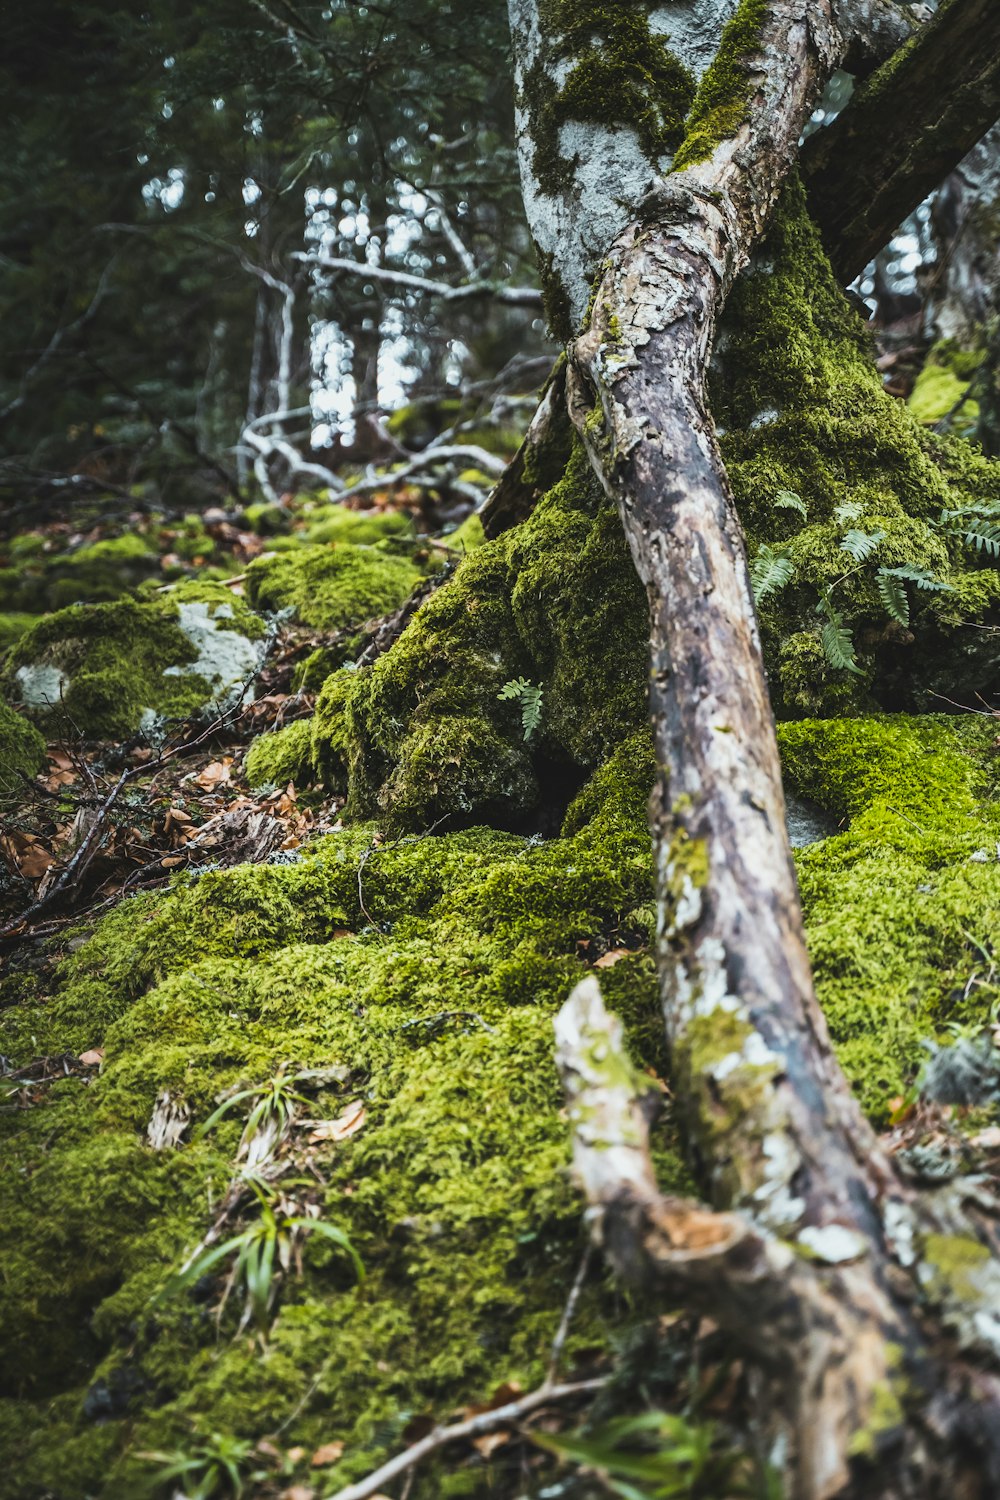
xmin=295 ymin=251 xmax=543 ymax=308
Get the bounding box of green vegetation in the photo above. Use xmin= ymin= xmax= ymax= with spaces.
xmin=1 ymin=587 xmax=267 ymax=738
xmin=244 ymin=543 xmax=423 ymax=633
xmin=0 ymin=697 xmax=47 ymax=792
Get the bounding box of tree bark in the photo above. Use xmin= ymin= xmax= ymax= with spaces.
xmin=803 ymin=0 xmax=1000 ymax=284
xmin=508 ymin=0 xmax=1000 ymax=1491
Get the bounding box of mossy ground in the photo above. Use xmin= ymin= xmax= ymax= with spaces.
xmin=0 ymin=740 xmax=671 ymax=1499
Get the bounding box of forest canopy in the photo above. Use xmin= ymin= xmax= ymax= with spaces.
xmin=3 ymin=2 xmax=1000 ymax=1497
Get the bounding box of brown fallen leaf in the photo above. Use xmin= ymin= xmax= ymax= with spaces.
xmin=594 ymin=948 xmax=631 ymax=969
xmin=279 ymin=1487 xmax=315 ymax=1500
xmin=192 ymin=758 xmax=233 ymax=791
xmin=310 ymin=1441 xmax=345 ymax=1467
xmin=79 ymin=1048 xmax=104 ymax=1067
xmin=472 ymin=1431 xmax=511 ymax=1459
xmin=308 ymin=1103 xmax=366 ymax=1144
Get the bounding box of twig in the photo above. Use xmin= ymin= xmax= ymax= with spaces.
xmin=326 ymin=1378 xmax=607 ymax=1500
xmin=546 ymin=1245 xmax=593 ymax=1385
xmin=294 ymin=250 xmax=542 ymax=308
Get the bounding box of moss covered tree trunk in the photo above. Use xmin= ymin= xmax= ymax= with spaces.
xmin=510 ymin=0 xmax=1000 ymax=1492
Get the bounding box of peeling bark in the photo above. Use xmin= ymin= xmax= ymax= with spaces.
xmin=508 ymin=0 xmax=1000 ymax=1491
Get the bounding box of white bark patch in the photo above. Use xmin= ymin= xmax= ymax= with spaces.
xmin=163 ymin=601 xmax=265 ymax=704
xmin=798 ymin=1223 xmax=870 ymax=1265
xmin=15 ymin=663 xmax=70 ymax=710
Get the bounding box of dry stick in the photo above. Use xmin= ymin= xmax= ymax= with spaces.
xmin=546 ymin=1244 xmax=593 ymax=1385
xmin=326 ymin=1378 xmax=607 ymax=1500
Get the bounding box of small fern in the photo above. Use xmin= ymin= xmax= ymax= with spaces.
xmin=876 ymin=570 xmax=910 ymax=626
xmin=878 ymin=563 xmax=954 ymax=593
xmin=936 ymin=506 xmax=1000 ymax=559
xmin=839 ymin=527 xmax=884 ymax=561
xmin=774 ymin=489 xmax=807 ymax=519
xmin=834 ymin=500 xmax=863 ymax=527
xmin=818 ymin=593 xmax=861 ymax=674
xmin=750 ymin=545 xmax=794 ymax=603
xmin=497 ymin=677 xmax=543 ymax=741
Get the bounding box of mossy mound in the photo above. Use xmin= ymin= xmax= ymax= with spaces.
xmin=1 ymin=585 xmax=267 ymax=739
xmin=0 ymin=737 xmax=668 ymax=1498
xmin=244 ymin=717 xmax=314 ymax=789
xmin=307 ymin=443 xmax=650 ymax=832
xmin=0 ymin=534 xmax=160 ymax=614
xmin=780 ymin=714 xmax=1000 ymax=1118
xmin=304 ymin=503 xmax=413 ymax=548
xmin=0 ymin=697 xmax=47 ymax=793
xmin=245 ymin=543 xmax=423 ymax=632
xmin=0 ymin=612 xmax=37 ymax=654
xmin=712 ymin=177 xmax=1000 ymax=716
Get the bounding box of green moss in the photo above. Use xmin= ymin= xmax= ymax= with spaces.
xmin=0 ymin=696 xmax=46 ymax=792
xmin=781 ymin=714 xmax=1000 ymax=1118
xmin=712 ymin=176 xmax=1000 ymax=714
xmin=245 ymin=543 xmax=422 ymax=632
xmin=672 ymin=0 xmax=767 ymax=169
xmin=0 ymin=612 xmax=41 ymax=653
xmin=0 ymin=533 xmax=160 ymax=614
xmin=333 ymin=441 xmax=649 ymax=831
xmin=242 ymin=501 xmax=291 ymax=536
xmin=0 ymin=746 xmax=668 ymax=1496
xmin=1 ymin=586 xmax=266 ymax=738
xmin=908 ymin=341 xmax=983 ymax=437
xmin=305 ymin=503 xmax=413 ymax=548
xmin=519 ymin=2 xmax=695 ymax=301
xmin=244 ymin=718 xmax=314 ymax=789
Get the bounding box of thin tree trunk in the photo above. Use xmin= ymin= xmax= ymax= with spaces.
xmin=508 ymin=0 xmax=1000 ymax=1490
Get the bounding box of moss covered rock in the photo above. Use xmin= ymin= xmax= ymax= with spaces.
xmin=304 ymin=502 xmax=413 ymax=548
xmin=307 ymin=443 xmax=650 ymax=831
xmin=245 ymin=543 xmax=422 ymax=632
xmin=1 ymin=585 xmax=267 ymax=739
xmin=0 ymin=697 xmax=47 ymax=793
xmin=0 ymin=533 xmax=160 ymax=614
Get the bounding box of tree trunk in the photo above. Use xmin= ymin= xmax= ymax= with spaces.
xmin=509 ymin=0 xmax=1000 ymax=1491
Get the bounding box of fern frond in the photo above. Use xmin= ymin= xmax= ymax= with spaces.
xmin=839 ymin=528 xmax=884 ymax=561
xmin=774 ymin=489 xmax=807 ymax=519
xmin=876 ymin=570 xmax=909 ymax=626
xmin=957 ymin=523 xmax=1000 ymax=558
xmin=834 ymin=501 xmax=863 ymax=526
xmin=878 ymin=564 xmax=954 ymax=593
xmin=750 ymin=545 xmax=794 ymax=603
xmin=497 ymin=678 xmax=543 ymax=741
xmin=820 ymin=620 xmax=861 ymax=673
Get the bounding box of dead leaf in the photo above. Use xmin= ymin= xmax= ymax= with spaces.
xmin=279 ymin=1487 xmax=315 ymax=1500
xmin=308 ymin=1103 xmax=366 ymax=1144
xmin=594 ymin=948 xmax=630 ymax=968
xmin=286 ymin=1447 xmax=306 ymax=1464
xmin=472 ymin=1431 xmax=511 ymax=1459
xmin=310 ymin=1441 xmax=345 ymax=1467
xmin=79 ymin=1048 xmax=104 ymax=1067
xmin=192 ymin=758 xmax=233 ymax=791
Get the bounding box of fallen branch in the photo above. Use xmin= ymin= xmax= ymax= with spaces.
xmin=327 ymin=1377 xmax=607 ymax=1500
